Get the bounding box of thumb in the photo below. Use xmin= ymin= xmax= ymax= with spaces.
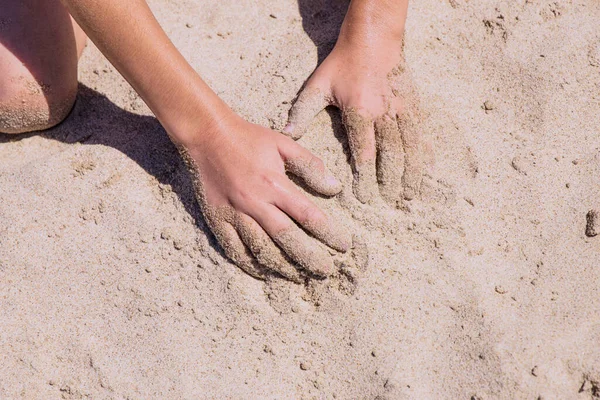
xmin=283 ymin=86 xmax=329 ymax=140
xmin=278 ymin=137 xmax=343 ymax=196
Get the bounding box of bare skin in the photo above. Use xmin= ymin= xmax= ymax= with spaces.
xmin=178 ymin=118 xmax=349 ymax=280
xmin=0 ymin=0 xmax=86 ymax=133
xmin=0 ymin=0 xmax=417 ymax=281
xmin=284 ymin=0 xmax=424 ymax=204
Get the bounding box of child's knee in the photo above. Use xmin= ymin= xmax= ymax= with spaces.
xmin=0 ymin=78 xmax=77 ymax=134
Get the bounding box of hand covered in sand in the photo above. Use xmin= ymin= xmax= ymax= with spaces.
xmin=179 ymin=115 xmax=351 ymax=282
xmin=284 ymin=39 xmax=425 ymax=204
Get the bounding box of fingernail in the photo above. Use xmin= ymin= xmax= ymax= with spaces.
xmin=325 ymin=174 xmax=341 ymax=188
xmin=326 ymin=220 xmax=352 ymax=252
xmin=283 ymin=123 xmax=294 ymax=134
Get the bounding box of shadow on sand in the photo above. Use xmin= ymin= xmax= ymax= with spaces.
xmin=0 ymin=1 xmax=351 ymax=249
xmin=297 ymin=0 xmax=349 ymax=64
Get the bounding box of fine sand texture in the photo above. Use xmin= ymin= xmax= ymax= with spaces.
xmin=2 ymin=0 xmax=600 ymax=398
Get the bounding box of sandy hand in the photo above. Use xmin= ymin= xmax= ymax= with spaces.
xmin=283 ymin=42 xmax=427 ymax=205
xmin=179 ymin=115 xmax=351 ymax=282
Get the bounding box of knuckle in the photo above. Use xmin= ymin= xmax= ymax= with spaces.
xmin=309 ymin=156 xmax=325 ymax=172
xmin=235 ymin=188 xmax=254 ymax=203
xmin=214 ymin=232 xmax=238 ymax=259
xmin=221 ymin=242 xmax=238 ymax=260
xmin=303 ymin=76 xmax=328 ymax=94
xmin=223 ymin=246 xmax=247 ymax=266
xmin=343 ymin=105 xmax=372 ymax=123
xmin=298 ymin=204 xmax=322 ymax=225
xmin=278 ymin=134 xmax=297 ymax=151
xmin=260 ymin=173 xmax=280 ymax=190
xmin=343 ymin=91 xmax=388 ymax=119
xmin=230 ymin=189 xmax=261 ymax=214
xmin=349 ymin=93 xmax=372 ymax=112
xmin=272 ymin=220 xmax=293 ymax=235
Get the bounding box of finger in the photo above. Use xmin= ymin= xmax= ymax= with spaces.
xmin=283 ymin=86 xmax=329 ymax=140
xmin=342 ymin=107 xmax=378 ymax=204
xmin=250 ymin=203 xmax=335 ymax=277
xmin=375 ymin=115 xmax=404 ymax=203
xmin=204 ymin=208 xmax=268 ymax=280
xmin=274 ymin=178 xmax=351 ymax=253
xmin=277 ymin=136 xmax=342 ymax=196
xmin=235 ymin=214 xmax=304 ymax=283
xmin=397 ymin=107 xmax=423 ymax=201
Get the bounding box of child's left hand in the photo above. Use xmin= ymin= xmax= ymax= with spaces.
xmin=284 ymin=35 xmax=426 ymax=205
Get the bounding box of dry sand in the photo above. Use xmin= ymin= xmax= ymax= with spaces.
xmin=2 ymin=0 xmax=600 ymax=398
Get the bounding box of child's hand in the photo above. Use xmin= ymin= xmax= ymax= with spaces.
xmin=59 ymin=0 xmax=353 ymax=281
xmin=284 ymin=37 xmax=425 ymax=204
xmin=180 ymin=115 xmax=351 ymax=282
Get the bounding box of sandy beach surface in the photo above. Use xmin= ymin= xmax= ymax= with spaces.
xmin=2 ymin=0 xmax=600 ymax=398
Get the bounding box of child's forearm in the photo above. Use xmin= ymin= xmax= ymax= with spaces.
xmin=60 ymin=0 xmax=232 ymax=146
xmin=338 ymin=0 xmax=408 ymax=48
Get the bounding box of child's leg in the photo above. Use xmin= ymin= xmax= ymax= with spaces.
xmin=0 ymin=0 xmax=87 ymax=134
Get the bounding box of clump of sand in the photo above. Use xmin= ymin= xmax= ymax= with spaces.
xmin=1 ymin=0 xmax=600 ymax=398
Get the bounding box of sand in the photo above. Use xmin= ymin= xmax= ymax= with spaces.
xmin=1 ymin=0 xmax=600 ymax=398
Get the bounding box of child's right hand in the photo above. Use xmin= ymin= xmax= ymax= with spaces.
xmin=59 ymin=0 xmax=351 ymax=281
xmin=179 ymin=114 xmax=351 ymax=282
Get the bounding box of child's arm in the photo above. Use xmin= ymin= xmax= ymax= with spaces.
xmin=285 ymin=0 xmax=425 ymax=204
xmin=61 ymin=0 xmax=350 ymax=280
